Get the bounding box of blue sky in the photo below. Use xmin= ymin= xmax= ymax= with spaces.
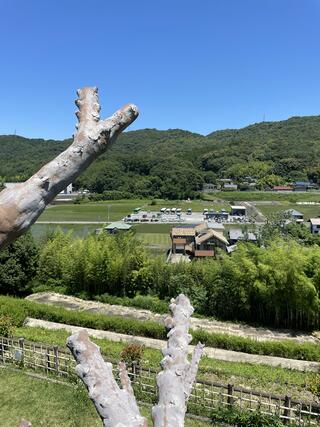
xmin=0 ymin=0 xmax=319 ymax=139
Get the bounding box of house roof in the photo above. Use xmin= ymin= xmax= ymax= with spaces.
xmin=229 ymin=229 xmax=257 ymax=241
xmin=284 ymin=209 xmax=303 ymax=217
xmin=231 ymin=205 xmax=246 ymax=210
xmin=273 ymin=185 xmax=293 ymax=190
xmin=105 ymin=222 xmax=132 ymax=230
xmin=171 ymin=227 xmax=195 ymax=237
xmin=309 ymin=218 xmax=320 ymax=225
xmin=196 ymin=229 xmax=229 ymax=246
xmin=194 ymin=223 xmax=207 ymax=233
xmin=206 ymin=222 xmax=225 ymax=230
xmin=294 ymin=181 xmax=310 ymax=186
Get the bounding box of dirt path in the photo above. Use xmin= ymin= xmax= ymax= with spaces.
xmin=26 ymin=292 xmax=319 ymax=344
xmin=24 ymin=317 xmax=320 ymax=372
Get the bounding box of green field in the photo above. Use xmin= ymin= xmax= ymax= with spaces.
xmin=136 ymin=232 xmax=171 ymax=248
xmin=256 ymin=201 xmax=320 ymax=220
xmin=37 ymin=199 xmax=230 ymax=223
xmin=0 ymin=369 xmax=211 ymax=427
xmin=205 ymin=191 xmax=320 ymax=203
xmin=38 ymin=199 xmax=147 ymax=222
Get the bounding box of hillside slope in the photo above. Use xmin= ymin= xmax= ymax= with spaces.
xmin=1 ymin=115 xmax=320 ymax=198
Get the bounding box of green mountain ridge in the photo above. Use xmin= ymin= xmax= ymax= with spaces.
xmin=1 ymin=115 xmax=320 ymax=198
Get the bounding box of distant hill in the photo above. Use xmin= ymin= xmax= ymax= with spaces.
xmin=1 ymin=115 xmax=320 ymax=199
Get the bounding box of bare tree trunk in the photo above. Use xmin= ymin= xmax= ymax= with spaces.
xmin=67 ymin=295 xmax=204 ymax=427
xmin=0 ymin=87 xmax=138 ymax=248
xmin=152 ymin=295 xmax=204 ymax=427
xmin=67 ymin=329 xmax=147 ymax=427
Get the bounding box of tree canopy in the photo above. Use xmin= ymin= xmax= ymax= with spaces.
xmin=1 ymin=115 xmax=320 ymax=198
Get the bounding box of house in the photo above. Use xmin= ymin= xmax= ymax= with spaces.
xmin=104 ymin=222 xmax=132 ymax=234
xmin=309 ymin=218 xmax=320 ymax=234
xmin=293 ymin=181 xmax=315 ymax=192
xmin=228 ymin=229 xmax=257 ymax=245
xmin=223 ymin=183 xmax=238 ymax=191
xmin=273 ymin=185 xmax=293 ymax=192
xmin=239 ymin=182 xmax=257 ymax=191
xmin=284 ymin=209 xmax=304 ymax=223
xmin=202 ymin=183 xmax=217 ymax=192
xmin=60 ymin=183 xmax=73 ymax=194
xmin=170 ymin=223 xmax=230 ymax=258
xmin=231 ymin=206 xmax=247 ymax=216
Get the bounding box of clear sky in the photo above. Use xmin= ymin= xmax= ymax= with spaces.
xmin=0 ymin=0 xmax=319 ymax=139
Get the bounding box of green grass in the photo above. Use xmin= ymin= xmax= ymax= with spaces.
xmin=204 ymin=191 xmax=320 ymax=203
xmin=136 ymin=233 xmax=171 ymax=247
xmin=133 ymin=223 xmax=178 ymax=233
xmin=38 ymin=199 xmax=148 ymax=222
xmin=0 ymin=369 xmax=212 ymax=426
xmin=256 ymin=201 xmax=320 ymax=220
xmin=0 ymin=368 xmax=101 ymax=427
xmin=14 ymin=326 xmax=319 ymax=402
xmin=37 ymin=199 xmax=230 ymax=223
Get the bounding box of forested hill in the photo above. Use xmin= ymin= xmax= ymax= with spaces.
xmin=1 ymin=115 xmax=320 ymax=199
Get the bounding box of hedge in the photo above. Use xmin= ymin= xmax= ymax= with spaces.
xmin=0 ymin=295 xmax=319 ymax=363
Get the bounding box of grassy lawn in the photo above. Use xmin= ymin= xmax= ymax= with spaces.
xmin=0 ymin=369 xmax=212 ymax=427
xmin=0 ymin=368 xmax=101 ymax=427
xmin=136 ymin=232 xmax=171 ymax=247
xmin=15 ymin=327 xmax=318 ymax=403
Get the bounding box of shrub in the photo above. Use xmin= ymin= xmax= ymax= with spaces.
xmin=1 ymin=296 xmax=319 ymax=363
xmin=307 ymin=373 xmax=320 ymax=397
xmin=120 ymin=343 xmax=144 ymax=371
xmin=0 ymin=315 xmax=15 ymax=337
xmin=95 ymin=293 xmax=169 ymax=314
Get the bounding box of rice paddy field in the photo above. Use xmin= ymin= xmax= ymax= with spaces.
xmin=255 ymin=201 xmax=320 ymax=220
xmin=37 ymin=199 xmax=230 ymax=223
xmin=31 ymin=193 xmax=320 ymax=246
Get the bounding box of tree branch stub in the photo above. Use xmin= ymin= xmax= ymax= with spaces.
xmin=0 ymin=87 xmax=138 ymax=249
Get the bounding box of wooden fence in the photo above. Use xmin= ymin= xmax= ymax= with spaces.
xmin=1 ymin=335 xmax=319 ymax=425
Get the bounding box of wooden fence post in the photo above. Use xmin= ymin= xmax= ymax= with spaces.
xmin=227 ymin=384 xmax=234 ymax=407
xmin=45 ymin=348 xmax=50 ymax=374
xmin=53 ymin=346 xmax=59 ymax=374
xmin=0 ymin=336 xmax=4 ymax=362
xmin=19 ymin=338 xmax=25 ymax=366
xmin=283 ymin=395 xmax=291 ymax=423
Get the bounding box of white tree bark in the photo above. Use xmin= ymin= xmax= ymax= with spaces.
xmin=0 ymin=87 xmax=138 ymax=248
xmin=152 ymin=295 xmax=204 ymax=427
xmin=66 ymin=329 xmax=147 ymax=427
xmin=67 ymin=295 xmax=204 ymax=427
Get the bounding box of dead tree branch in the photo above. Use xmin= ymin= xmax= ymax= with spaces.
xmin=152 ymin=295 xmax=205 ymax=427
xmin=67 ymin=295 xmax=204 ymax=427
xmin=66 ymin=329 xmax=147 ymax=427
xmin=0 ymin=87 xmax=138 ymax=248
